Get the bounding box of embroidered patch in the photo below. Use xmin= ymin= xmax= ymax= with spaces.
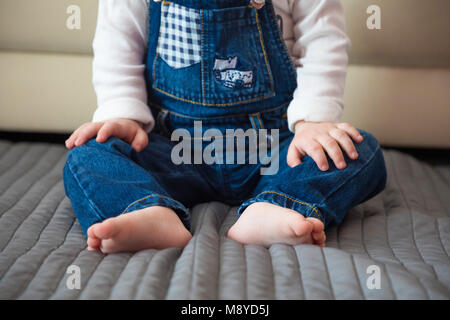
xmin=157 ymin=2 xmax=202 ymax=69
xmin=213 ymin=57 xmax=254 ymax=89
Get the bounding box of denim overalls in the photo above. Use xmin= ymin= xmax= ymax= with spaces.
xmin=63 ymin=0 xmax=387 ymax=237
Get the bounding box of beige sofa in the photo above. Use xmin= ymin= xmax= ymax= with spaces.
xmin=1 ymin=0 xmax=449 ymax=148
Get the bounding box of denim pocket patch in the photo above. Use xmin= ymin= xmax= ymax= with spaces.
xmin=213 ymin=57 xmax=254 ymax=89
xmin=156 ymin=2 xmax=202 ymax=69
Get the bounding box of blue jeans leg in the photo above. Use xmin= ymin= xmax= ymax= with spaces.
xmin=63 ymin=134 xmax=213 ymax=237
xmin=238 ymin=129 xmax=387 ymax=228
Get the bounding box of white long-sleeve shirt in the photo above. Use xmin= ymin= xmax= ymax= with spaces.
xmin=92 ymin=0 xmax=350 ymax=133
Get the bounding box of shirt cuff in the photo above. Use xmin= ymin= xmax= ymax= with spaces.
xmin=92 ymin=98 xmax=155 ymax=133
xmin=287 ymin=97 xmax=343 ymax=132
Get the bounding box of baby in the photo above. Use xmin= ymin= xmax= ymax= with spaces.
xmin=63 ymin=0 xmax=387 ymax=253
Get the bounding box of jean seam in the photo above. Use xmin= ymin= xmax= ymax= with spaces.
xmin=318 ymin=144 xmax=381 ymax=209
xmin=201 ymin=8 xmax=205 ymax=105
xmin=66 ymin=156 xmax=104 ymax=222
xmin=120 ymin=193 xmax=188 ymax=215
xmin=152 ymin=86 xmax=275 ymax=107
xmin=256 ymin=113 xmax=264 ymax=129
xmin=254 ymin=7 xmax=274 ymax=93
xmin=242 ymin=190 xmax=323 ymax=222
xmin=148 ymin=100 xmax=290 ymax=120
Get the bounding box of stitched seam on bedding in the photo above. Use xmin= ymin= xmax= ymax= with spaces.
xmin=0 ymin=191 xmax=66 ymax=283
xmin=436 ymin=218 xmax=450 ymax=258
xmin=14 ymin=217 xmax=78 ymax=299
xmin=430 ymin=167 xmax=450 ymax=217
xmin=360 ymin=203 xmax=371 ymax=259
xmin=212 ymin=204 xmax=223 ymax=300
xmin=391 ymin=152 xmax=440 ymax=282
xmin=291 ymin=246 xmax=305 ymax=299
xmin=0 ymin=153 xmax=65 ymax=220
xmin=0 ymin=144 xmax=52 ymax=184
xmin=217 ymin=207 xmax=236 ymax=300
xmin=383 ymin=151 xmax=431 ymax=298
xmin=0 ymin=177 xmax=64 ymax=254
xmin=354 ymin=203 xmax=398 ymax=299
xmin=320 ymin=248 xmax=336 ymax=300
xmin=160 ymin=250 xmax=180 ymax=300
xmin=131 ymin=250 xmax=157 ymax=299
xmin=384 ymin=152 xmax=430 ymax=297
xmin=187 ymin=202 xmax=209 ymax=299
xmin=382 ymin=261 xmax=397 ymax=299
xmin=293 ymin=246 xmax=306 ymax=299
xmin=425 ymin=165 xmax=450 ymax=217
xmin=243 ymin=243 xmax=248 ymax=300
xmin=357 ymin=203 xmax=399 ymax=299
xmin=349 ymin=255 xmax=366 ymax=300
xmin=107 ymin=253 xmax=134 ymax=299
xmin=0 ymin=143 xmax=14 ymax=166
xmin=73 ymin=252 xmax=107 ymax=300
xmin=423 ymin=166 xmax=450 ymax=256
xmin=0 ymin=147 xmax=64 ymax=220
xmin=267 ymin=247 xmax=276 ymax=299
xmin=336 ymin=222 xmax=341 ymax=250
xmin=421 ymin=162 xmax=450 ymax=260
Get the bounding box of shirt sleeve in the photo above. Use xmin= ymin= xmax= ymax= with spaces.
xmin=286 ymin=0 xmax=351 ymax=132
xmin=92 ymin=0 xmax=154 ymax=132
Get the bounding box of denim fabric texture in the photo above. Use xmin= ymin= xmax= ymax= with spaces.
xmin=63 ymin=0 xmax=387 ymax=237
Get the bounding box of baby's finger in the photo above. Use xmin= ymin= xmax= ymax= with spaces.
xmin=337 ymin=123 xmax=363 ymax=143
xmin=66 ymin=127 xmax=85 ymax=148
xmin=96 ymin=121 xmax=117 ymax=143
xmin=305 ymin=140 xmax=329 ymax=171
xmin=316 ymin=135 xmax=346 ymax=170
xmin=286 ymin=142 xmax=303 ymax=168
xmin=131 ymin=129 xmax=149 ymax=152
xmin=329 ymin=129 xmax=358 ymax=160
xmin=75 ymin=123 xmax=103 ymax=147
xmin=65 ymin=133 xmax=77 ymax=149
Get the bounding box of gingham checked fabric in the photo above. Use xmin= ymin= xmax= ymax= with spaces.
xmin=157 ymin=2 xmax=202 ymax=69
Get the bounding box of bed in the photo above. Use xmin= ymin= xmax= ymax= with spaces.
xmin=0 ymin=139 xmax=448 ymax=299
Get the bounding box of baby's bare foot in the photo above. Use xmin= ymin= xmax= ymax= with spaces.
xmin=86 ymin=206 xmax=192 ymax=253
xmin=227 ymin=202 xmax=325 ymax=247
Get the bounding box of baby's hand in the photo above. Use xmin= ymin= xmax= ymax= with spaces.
xmin=287 ymin=121 xmax=364 ymax=171
xmin=65 ymin=118 xmax=148 ymax=152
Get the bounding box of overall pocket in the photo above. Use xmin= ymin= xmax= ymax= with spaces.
xmin=156 ymin=2 xmax=202 ymax=69
xmin=152 ymin=2 xmax=274 ymax=107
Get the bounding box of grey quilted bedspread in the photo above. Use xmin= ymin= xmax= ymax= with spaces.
xmin=0 ymin=140 xmax=449 ymax=300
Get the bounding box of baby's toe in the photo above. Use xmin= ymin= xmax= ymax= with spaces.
xmin=87 ymin=225 xmax=99 ymax=240
xmin=312 ymin=231 xmax=326 ymax=247
xmin=87 ymin=236 xmax=101 ymax=251
xmin=92 ymin=218 xmax=120 ymax=240
xmin=306 ymin=217 xmax=324 ymax=233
